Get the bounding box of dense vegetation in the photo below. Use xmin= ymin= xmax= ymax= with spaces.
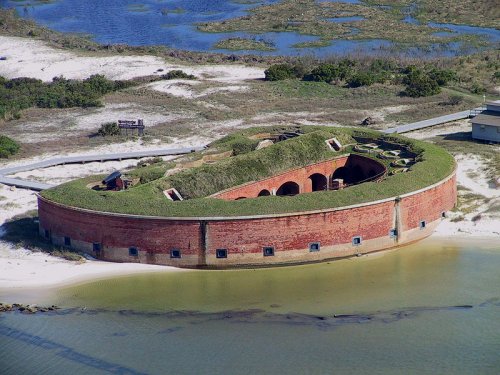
xmin=0 ymin=74 xmax=133 ymax=120
xmin=0 ymin=134 xmax=20 ymax=158
xmin=162 ymin=70 xmax=197 ymax=80
xmin=264 ymin=60 xmax=457 ymax=97
xmin=41 ymin=126 xmax=456 ymax=217
xmin=97 ymin=122 xmax=120 ymax=137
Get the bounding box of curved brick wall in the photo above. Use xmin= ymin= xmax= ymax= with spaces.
xmin=212 ymin=154 xmax=386 ymax=200
xmin=38 ymin=171 xmax=456 ymax=268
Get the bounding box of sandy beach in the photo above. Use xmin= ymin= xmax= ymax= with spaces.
xmin=0 ymin=36 xmax=498 ymax=291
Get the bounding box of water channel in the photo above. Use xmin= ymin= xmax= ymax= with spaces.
xmin=1 ymin=238 xmax=499 ymax=374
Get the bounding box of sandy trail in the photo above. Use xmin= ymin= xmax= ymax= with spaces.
xmin=0 ymin=36 xmax=264 ymax=82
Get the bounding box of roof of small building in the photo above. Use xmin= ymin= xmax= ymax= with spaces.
xmin=472 ymin=110 xmax=500 ymax=127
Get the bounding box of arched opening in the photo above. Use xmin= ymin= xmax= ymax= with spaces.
xmin=257 ymin=189 xmax=271 ymax=197
xmin=308 ymin=173 xmax=327 ymax=192
xmin=331 ymin=167 xmax=348 ymax=181
xmin=276 ymin=181 xmax=300 ymax=196
xmin=331 ymin=166 xmax=365 ymax=185
xmin=235 ymin=197 xmax=246 ymax=200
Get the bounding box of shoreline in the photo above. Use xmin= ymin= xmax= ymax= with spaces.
xmin=0 ymin=233 xmax=498 ymax=293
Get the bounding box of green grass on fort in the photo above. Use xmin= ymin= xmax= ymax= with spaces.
xmin=41 ymin=126 xmax=455 ymax=217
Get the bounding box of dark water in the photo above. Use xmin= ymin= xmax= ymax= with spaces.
xmin=1 ymin=0 xmax=499 ymax=57
xmin=1 ymin=239 xmax=499 ymax=374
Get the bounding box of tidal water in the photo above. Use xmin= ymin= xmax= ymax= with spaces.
xmin=1 ymin=0 xmax=499 ymax=57
xmin=1 ymin=238 xmax=499 ymax=374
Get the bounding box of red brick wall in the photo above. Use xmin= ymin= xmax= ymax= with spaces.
xmin=400 ymin=173 xmax=457 ymax=230
xmin=212 ymin=154 xmax=385 ymax=200
xmin=38 ymin=171 xmax=456 ymax=268
xmin=206 ymin=200 xmax=394 ymax=255
xmin=38 ymin=201 xmax=202 ymax=258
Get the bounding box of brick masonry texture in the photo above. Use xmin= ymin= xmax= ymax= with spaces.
xmin=212 ymin=154 xmax=385 ymax=199
xmin=38 ymin=169 xmax=456 ymax=268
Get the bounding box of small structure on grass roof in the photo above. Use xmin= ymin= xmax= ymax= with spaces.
xmin=102 ymin=171 xmax=124 ymax=191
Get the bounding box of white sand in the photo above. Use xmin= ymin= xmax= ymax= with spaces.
xmin=432 ymin=154 xmax=500 ymax=238
xmin=0 ymin=36 xmax=264 ymax=83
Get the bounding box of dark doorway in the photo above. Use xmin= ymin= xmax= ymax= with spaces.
xmin=276 ymin=181 xmax=300 ymax=196
xmin=309 ymin=173 xmax=327 ymax=191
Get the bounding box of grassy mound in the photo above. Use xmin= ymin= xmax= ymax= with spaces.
xmin=41 ymin=126 xmax=455 ymax=217
xmin=0 ymin=135 xmax=20 ymax=158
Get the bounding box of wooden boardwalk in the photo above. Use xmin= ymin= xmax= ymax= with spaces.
xmin=0 ymin=147 xmax=204 ymax=191
xmin=0 ymin=107 xmax=480 ymax=191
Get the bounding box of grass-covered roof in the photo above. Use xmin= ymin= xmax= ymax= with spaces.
xmin=40 ymin=126 xmax=455 ymax=217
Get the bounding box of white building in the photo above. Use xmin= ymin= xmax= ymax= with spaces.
xmin=471 ymin=100 xmax=500 ymax=143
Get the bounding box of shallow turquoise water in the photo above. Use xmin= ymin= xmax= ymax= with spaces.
xmin=0 ymin=238 xmax=499 ymax=374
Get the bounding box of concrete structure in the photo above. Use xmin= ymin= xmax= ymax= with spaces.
xmin=38 ymin=159 xmax=456 ymax=269
xmin=471 ymin=100 xmax=500 ymax=143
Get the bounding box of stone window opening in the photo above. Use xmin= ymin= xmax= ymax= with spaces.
xmin=263 ymin=246 xmax=275 ymax=256
xmin=352 ymin=236 xmax=362 ymax=246
xmin=216 ymin=249 xmax=227 ymax=259
xmin=309 ymin=242 xmax=320 ymax=252
xmin=129 ymin=247 xmax=139 ymax=256
xmin=64 ymin=236 xmax=71 ymax=247
xmin=170 ymin=249 xmax=181 ymax=258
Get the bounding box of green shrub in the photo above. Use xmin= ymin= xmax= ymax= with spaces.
xmin=0 ymin=135 xmax=20 ymax=158
xmin=162 ymin=70 xmax=196 ymax=80
xmin=470 ymin=83 xmax=485 ymax=94
xmin=428 ymin=68 xmax=457 ymax=86
xmin=0 ymin=74 xmax=133 ymax=119
xmin=403 ymin=70 xmax=441 ymax=97
xmin=231 ymin=139 xmax=260 ymax=156
xmin=445 ymin=94 xmax=464 ymax=106
xmin=303 ymin=63 xmax=345 ymax=83
xmin=347 ymin=72 xmax=376 ymax=88
xmin=264 ymin=64 xmax=297 ymax=81
xmin=97 ymin=122 xmax=120 ymax=136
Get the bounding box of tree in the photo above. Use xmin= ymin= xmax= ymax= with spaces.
xmin=264 ymin=64 xmax=297 ymax=81
xmin=404 ymin=71 xmax=441 ymax=97
xmin=347 ymin=72 xmax=376 ymax=88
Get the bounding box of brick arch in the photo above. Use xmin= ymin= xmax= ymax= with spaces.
xmin=257 ymin=189 xmax=271 ymax=197
xmin=276 ymin=181 xmax=300 ymax=196
xmin=308 ymin=173 xmax=328 ymax=192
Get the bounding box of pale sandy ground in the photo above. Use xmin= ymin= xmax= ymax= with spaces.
xmin=404 ymin=122 xmax=500 ymax=239
xmin=0 ymin=36 xmax=264 ymax=82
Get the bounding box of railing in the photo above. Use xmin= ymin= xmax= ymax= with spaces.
xmin=469 ymin=106 xmax=486 ymax=118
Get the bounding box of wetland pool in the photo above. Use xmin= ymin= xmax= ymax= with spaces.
xmin=0 ymin=238 xmax=499 ymax=374
xmin=1 ymin=0 xmax=499 ymax=57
